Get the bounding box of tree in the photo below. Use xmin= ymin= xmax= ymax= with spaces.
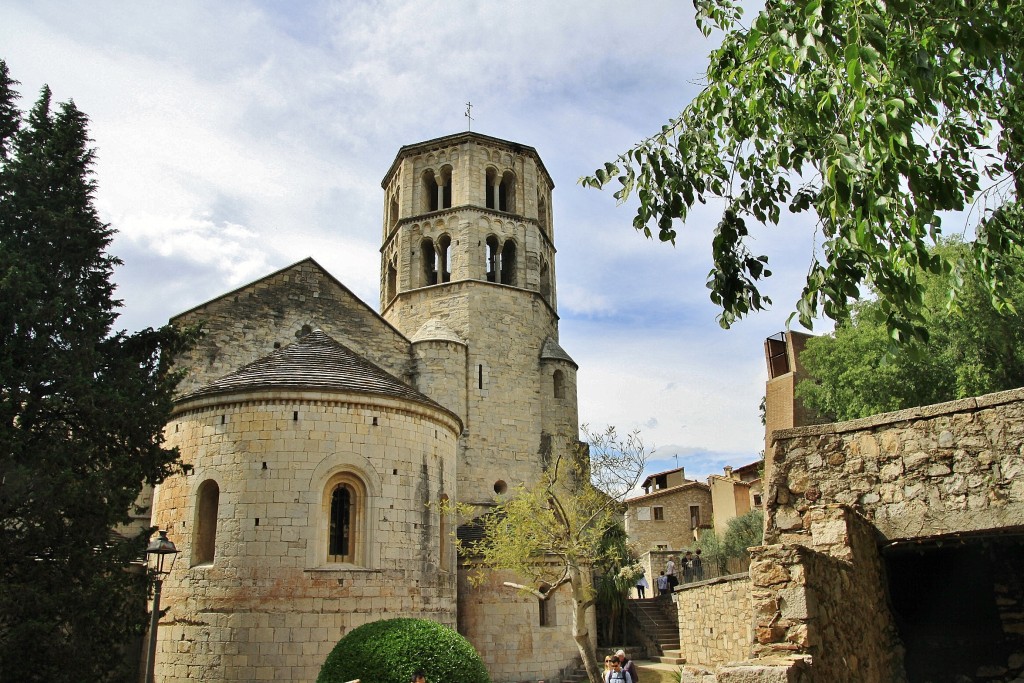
xmin=796 ymin=238 xmax=1024 ymax=421
xmin=695 ymin=509 xmax=764 ymax=575
xmin=0 ymin=60 xmax=190 ymax=682
xmin=460 ymin=426 xmax=647 ymax=683
xmin=581 ymin=0 xmax=1024 ymax=341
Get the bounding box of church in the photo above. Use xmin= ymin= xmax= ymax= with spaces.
xmin=146 ymin=132 xmax=588 ymax=682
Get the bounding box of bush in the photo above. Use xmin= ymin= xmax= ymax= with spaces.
xmin=317 ymin=618 xmax=491 ymax=683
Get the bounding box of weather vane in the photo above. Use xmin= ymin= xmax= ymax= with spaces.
xmin=465 ymin=102 xmax=474 ymax=131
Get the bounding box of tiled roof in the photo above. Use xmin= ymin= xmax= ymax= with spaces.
xmin=181 ymin=330 xmax=447 ymax=412
xmin=540 ymin=337 xmax=577 ymax=367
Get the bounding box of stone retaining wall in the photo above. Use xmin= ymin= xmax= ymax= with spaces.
xmin=674 ymin=573 xmax=752 ymax=666
xmin=766 ymin=387 xmax=1024 ymax=543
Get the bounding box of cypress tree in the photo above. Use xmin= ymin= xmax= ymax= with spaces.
xmin=0 ymin=59 xmax=191 ymax=682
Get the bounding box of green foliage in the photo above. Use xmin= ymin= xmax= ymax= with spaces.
xmin=581 ymin=0 xmax=1024 ymax=342
xmin=797 ymin=238 xmax=1024 ymax=421
xmin=462 ymin=426 xmax=647 ymax=683
xmin=593 ymin=523 xmax=637 ymax=644
xmin=722 ymin=510 xmax=765 ymax=559
xmin=695 ymin=510 xmax=764 ymax=572
xmin=316 ymin=618 xmax=490 ymax=683
xmin=0 ymin=59 xmax=192 ymax=682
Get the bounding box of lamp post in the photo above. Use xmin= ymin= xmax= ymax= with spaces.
xmin=143 ymin=529 xmax=178 ymax=683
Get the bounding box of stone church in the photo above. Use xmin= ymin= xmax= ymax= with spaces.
xmin=146 ymin=132 xmax=587 ymax=682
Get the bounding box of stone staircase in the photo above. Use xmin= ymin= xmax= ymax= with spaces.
xmin=626 ymin=598 xmax=685 ymax=664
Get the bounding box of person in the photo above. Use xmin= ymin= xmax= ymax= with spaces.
xmin=604 ymin=654 xmax=632 ymax=683
xmin=693 ymin=548 xmax=704 ymax=581
xmin=635 ymin=572 xmax=649 ymax=599
xmin=616 ymin=649 xmax=638 ymax=683
xmin=665 ymin=556 xmax=678 ymax=591
xmin=683 ymin=550 xmax=694 ymax=583
xmin=656 ymin=570 xmax=669 ymax=596
xmin=410 ymin=671 xmax=427 ymax=683
xmin=603 ymin=654 xmax=615 ymax=682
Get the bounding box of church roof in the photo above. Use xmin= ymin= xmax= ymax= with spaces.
xmin=540 ymin=337 xmax=577 ymax=368
xmin=410 ymin=319 xmax=466 ymax=345
xmin=181 ymin=330 xmax=449 ymax=414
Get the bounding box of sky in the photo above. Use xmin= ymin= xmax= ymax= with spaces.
xmin=2 ymin=0 xmax=828 ymax=483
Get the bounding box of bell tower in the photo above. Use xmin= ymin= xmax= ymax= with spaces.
xmin=379 ymin=132 xmax=577 ymax=505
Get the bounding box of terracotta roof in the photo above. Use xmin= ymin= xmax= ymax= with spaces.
xmin=625 ymin=480 xmax=710 ymax=504
xmin=181 ymin=330 xmax=448 ymax=414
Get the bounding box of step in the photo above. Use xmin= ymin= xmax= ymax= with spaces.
xmin=656 ymin=650 xmax=687 ymax=665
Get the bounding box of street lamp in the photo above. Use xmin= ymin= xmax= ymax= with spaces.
xmin=143 ymin=529 xmax=178 ymax=683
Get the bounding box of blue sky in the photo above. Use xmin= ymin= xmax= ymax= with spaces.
xmin=3 ymin=0 xmax=827 ymax=482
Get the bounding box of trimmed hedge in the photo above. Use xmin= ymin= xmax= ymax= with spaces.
xmin=317 ymin=618 xmax=491 ymax=683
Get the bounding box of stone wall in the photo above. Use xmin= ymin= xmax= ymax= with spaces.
xmin=674 ymin=574 xmax=752 ymax=666
xmin=457 ymin=567 xmax=592 ymax=683
xmin=151 ymin=389 xmax=461 ymax=683
xmin=746 ymin=506 xmax=904 ymax=682
xmin=766 ymin=387 xmax=1024 ymax=543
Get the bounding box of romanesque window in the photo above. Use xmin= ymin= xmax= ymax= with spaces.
xmin=437 ymin=234 xmax=452 ymax=283
xmin=386 ymin=258 xmax=397 ymax=302
xmin=389 ymin=191 xmax=400 ymax=230
xmin=485 ymin=236 xmax=500 ymax=282
xmin=484 ymin=168 xmax=516 ymax=213
xmin=553 ymin=369 xmax=565 ymax=399
xmin=439 ymin=493 xmax=450 ymax=572
xmin=422 ymin=238 xmax=437 ymax=286
xmin=538 ymin=585 xmax=556 ymax=627
xmin=192 ymin=479 xmax=219 ymax=566
xmin=423 ymin=167 xmax=452 ymax=213
xmin=500 ymin=239 xmax=516 ymax=285
xmin=538 ymin=194 xmax=548 ymax=234
xmin=324 ymin=472 xmax=366 ymax=565
xmin=540 ymin=259 xmax=552 ymax=304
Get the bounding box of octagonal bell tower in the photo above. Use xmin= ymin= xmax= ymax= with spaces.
xmin=379 ymin=132 xmax=578 ymax=506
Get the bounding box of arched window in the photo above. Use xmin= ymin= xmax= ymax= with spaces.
xmin=192 ymin=479 xmax=219 ymax=566
xmin=500 ymin=171 xmax=516 ymax=213
xmin=553 ymin=369 xmax=565 ymax=399
xmin=386 ymin=258 xmax=397 ymax=302
xmin=439 ymin=493 xmax=450 ymax=572
xmin=324 ymin=472 xmax=366 ymax=565
xmin=389 ymin=191 xmax=400 ymax=230
xmin=423 ymin=170 xmax=439 ymax=212
xmin=485 ymin=236 xmax=500 ymax=282
xmin=485 ymin=167 xmax=498 ymax=210
xmin=500 ymin=239 xmax=516 ymax=285
xmin=540 ymin=259 xmax=552 ymax=304
xmin=438 ymin=234 xmax=452 ymax=283
xmin=538 ymin=194 xmax=549 ymax=235
xmin=421 ymin=238 xmax=437 ymax=286
xmin=439 ymin=165 xmax=453 ymax=209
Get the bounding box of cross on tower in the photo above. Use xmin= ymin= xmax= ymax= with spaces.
xmin=465 ymin=102 xmax=474 ymax=131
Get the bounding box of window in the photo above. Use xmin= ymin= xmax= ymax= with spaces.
xmin=192 ymin=479 xmax=219 ymax=566
xmin=540 ymin=259 xmax=551 ymax=304
xmin=423 ymin=167 xmax=452 ymax=212
xmin=422 ymin=238 xmax=437 ymax=286
xmin=552 ymin=370 xmax=565 ymax=399
xmin=690 ymin=505 xmax=701 ymax=529
xmin=324 ymin=472 xmax=366 ymax=564
xmin=439 ymin=494 xmax=450 ymax=571
xmin=485 ymin=236 xmax=500 ymax=282
xmin=653 ymin=506 xmax=665 ymax=521
xmin=500 ymin=239 xmax=516 ymax=285
xmin=538 ymin=585 xmax=556 ymax=627
xmin=437 ymin=234 xmax=452 ymax=283
xmin=484 ymin=168 xmax=516 ymax=213
xmin=753 ymin=493 xmax=763 ymax=507
xmin=538 ymin=194 xmax=548 ymax=234
xmin=385 ymin=259 xmax=397 ymax=303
